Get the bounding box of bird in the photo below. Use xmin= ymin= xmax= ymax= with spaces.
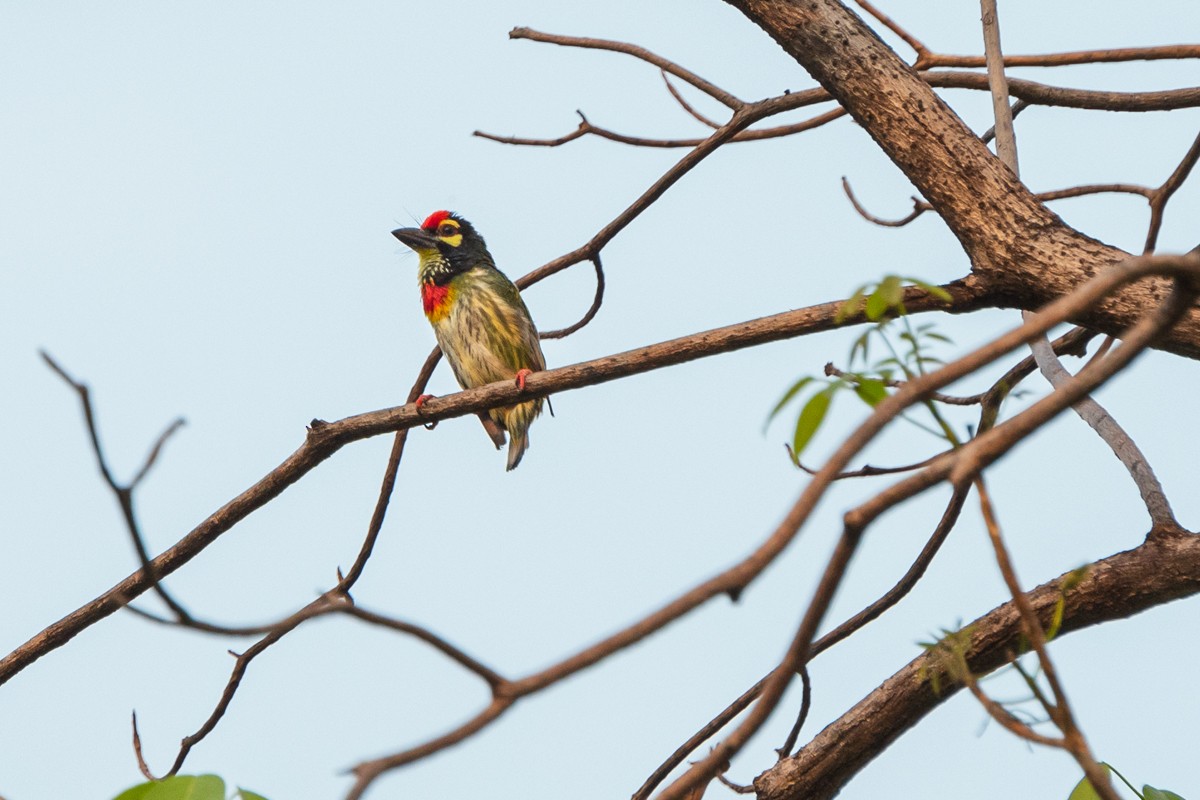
xmin=392 ymin=211 xmax=546 ymax=471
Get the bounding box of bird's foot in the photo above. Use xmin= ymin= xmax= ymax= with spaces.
xmin=415 ymin=394 xmax=438 ymax=430
xmin=515 ymin=369 xmax=533 ymax=391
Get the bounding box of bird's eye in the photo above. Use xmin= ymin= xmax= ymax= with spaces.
xmin=438 ymin=223 xmax=458 ymax=237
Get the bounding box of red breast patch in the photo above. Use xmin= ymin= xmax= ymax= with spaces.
xmin=422 ymin=210 xmax=452 ymax=231
xmin=421 ymin=281 xmax=452 ymax=318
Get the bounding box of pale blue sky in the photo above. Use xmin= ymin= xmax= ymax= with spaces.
xmin=3 ymin=2 xmax=1199 ymax=799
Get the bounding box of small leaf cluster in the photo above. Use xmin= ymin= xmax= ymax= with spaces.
xmin=112 ymin=775 xmax=268 ymax=800
xmin=835 ymin=274 xmax=951 ymax=325
xmin=917 ymin=623 xmax=975 ymax=696
xmin=768 ymin=275 xmax=955 ymax=461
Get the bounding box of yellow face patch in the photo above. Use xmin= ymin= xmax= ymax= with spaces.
xmin=434 ymin=218 xmax=463 ymax=248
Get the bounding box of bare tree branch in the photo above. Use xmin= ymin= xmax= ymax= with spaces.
xmin=1145 ymin=128 xmax=1200 ymax=253
xmin=508 ymin=27 xmax=744 ymax=109
xmin=757 ymin=465 xmax=1200 ymax=800
xmin=924 ymin=71 xmax=1200 ymax=111
xmin=636 ymin=254 xmax=1200 ymax=799
xmin=974 ymin=476 xmax=1118 ymax=800
xmin=2 ymin=283 xmax=985 ymax=689
xmin=538 ymin=254 xmax=605 ymax=340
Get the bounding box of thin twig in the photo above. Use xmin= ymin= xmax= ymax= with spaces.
xmin=1030 ymin=335 xmax=1178 ymax=527
xmin=987 ymin=0 xmax=1177 ymax=532
xmin=775 ymin=665 xmax=813 ymax=759
xmin=841 ymin=178 xmax=926 ymax=227
xmin=761 ymin=527 xmax=1200 ymax=798
xmin=975 ymin=477 xmax=1119 ymax=800
xmin=136 ymin=592 xmax=344 ymax=778
xmin=716 ymin=770 xmax=755 ymax=794
xmin=652 ymin=256 xmax=1200 ymax=800
xmin=508 ymin=27 xmax=744 ymax=109
xmin=791 ymin=450 xmax=945 ymax=479
xmin=338 ymin=605 xmax=509 ymax=691
xmin=475 ymin=105 xmax=846 ymax=149
xmin=41 ymin=352 xmax=195 ymax=622
xmin=1145 ymin=128 xmax=1200 ymax=253
xmin=924 ymin=44 xmax=1200 ymax=69
xmin=843 ymin=177 xmax=1157 ymax=229
xmin=824 ymin=362 xmax=984 ymax=405
xmin=980 ymin=0 xmax=1018 ymax=174
xmin=979 ymin=99 xmax=1028 ymax=145
xmin=662 ymin=71 xmax=722 ymax=128
xmin=538 ymin=254 xmax=605 ymax=340
xmin=924 ymin=71 xmax=1200 ymax=111
xmin=958 ymin=668 xmax=1065 ymax=747
xmin=853 ymin=0 xmax=929 ymax=62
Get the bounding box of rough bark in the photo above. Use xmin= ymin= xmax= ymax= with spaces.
xmin=723 ymin=0 xmax=1200 ymax=358
xmin=754 ymin=527 xmax=1200 ymax=800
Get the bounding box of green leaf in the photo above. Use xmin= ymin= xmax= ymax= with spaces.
xmin=864 ymin=283 xmax=891 ymax=321
xmin=112 ymin=783 xmax=157 ymax=800
xmin=881 ymin=274 xmax=905 ymax=310
xmin=792 ymin=386 xmax=836 ymax=458
xmin=236 ymin=789 xmax=271 ymax=800
xmin=853 ymin=378 xmax=889 ymax=407
xmin=1066 ymin=766 xmax=1114 ymax=800
xmin=143 ymin=775 xmax=226 ymax=800
xmin=1144 ymin=787 xmax=1187 ymax=800
xmin=1066 ymin=775 xmax=1104 ymax=800
xmin=836 ymin=285 xmax=868 ymax=324
xmin=1046 ymin=593 xmax=1066 ymax=641
xmin=765 ymin=376 xmax=816 ymax=431
xmin=924 ymin=331 xmax=954 ymax=344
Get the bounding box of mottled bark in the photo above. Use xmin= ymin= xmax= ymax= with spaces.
xmin=724 ymin=0 xmax=1200 ymax=358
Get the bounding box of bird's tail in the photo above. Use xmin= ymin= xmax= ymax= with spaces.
xmin=506 ymin=426 xmax=529 ymax=471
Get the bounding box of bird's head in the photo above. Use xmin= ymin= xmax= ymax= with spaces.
xmin=392 ymin=211 xmax=493 ymax=283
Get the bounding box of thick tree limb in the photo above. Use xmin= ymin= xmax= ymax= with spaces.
xmin=722 ymin=0 xmax=1200 ymax=359
xmin=754 ymin=527 xmax=1200 ymax=800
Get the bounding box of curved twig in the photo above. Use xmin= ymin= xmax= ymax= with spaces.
xmin=791 ymin=450 xmax=946 ymax=479
xmin=475 ymin=103 xmax=846 ymax=150
xmin=1145 ymin=128 xmax=1200 ymax=253
xmin=40 ymin=352 xmax=197 ymax=625
xmin=775 ymin=665 xmax=813 ymax=759
xmin=338 ymin=605 xmax=509 ymax=691
xmin=635 ymin=324 xmax=1093 ymax=799
xmin=853 ymin=0 xmax=929 ymax=61
xmin=135 ymin=592 xmax=343 ymax=778
xmin=823 ymin=362 xmax=986 ymax=406
xmin=758 ymin=527 xmax=1200 ymax=800
xmin=662 ymin=71 xmax=722 ymax=128
xmin=508 ymin=27 xmax=744 ymax=109
xmin=841 ymin=178 xmax=927 ymax=227
xmin=652 ymin=256 xmax=1200 ymax=800
xmin=854 ymin=0 xmax=1200 ymax=71
xmin=3 ymin=281 xmax=984 ymax=688
xmin=538 ymin=254 xmax=605 ymax=340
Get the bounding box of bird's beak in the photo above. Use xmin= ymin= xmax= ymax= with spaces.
xmin=392 ymin=227 xmax=440 ymax=252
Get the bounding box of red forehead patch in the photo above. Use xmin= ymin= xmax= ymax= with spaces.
xmin=421 ymin=210 xmax=452 ymax=231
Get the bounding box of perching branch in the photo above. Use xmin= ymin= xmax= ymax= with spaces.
xmin=21 ymin=8 xmax=1200 ymax=799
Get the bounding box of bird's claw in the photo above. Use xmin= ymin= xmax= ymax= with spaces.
xmin=515 ymin=369 xmax=533 ymax=391
xmin=415 ymin=394 xmax=438 ymax=430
